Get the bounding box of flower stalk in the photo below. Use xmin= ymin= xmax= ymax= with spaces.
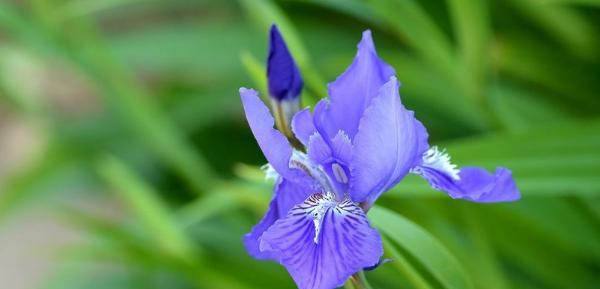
xmin=271 ymin=98 xmax=303 ymax=150
xmin=348 ymin=271 xmax=374 ymax=289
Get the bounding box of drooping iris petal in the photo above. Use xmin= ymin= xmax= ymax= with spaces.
xmin=244 ymin=178 xmax=313 ymax=260
xmin=260 ymin=193 xmax=383 ymax=289
xmin=349 ymin=77 xmax=426 ymax=203
xmin=240 ymin=88 xmax=296 ymax=179
xmin=411 ymin=147 xmax=520 ymax=202
xmin=456 ymin=167 xmax=520 ymax=202
xmin=268 ymin=25 xmax=303 ymax=100
xmin=416 ymin=165 xmax=520 ymax=203
xmin=292 ymin=108 xmax=316 ymax=146
xmin=322 ymin=30 xmax=396 ymax=139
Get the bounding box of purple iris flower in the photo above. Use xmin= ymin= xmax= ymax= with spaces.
xmin=240 ymin=30 xmax=520 ymax=289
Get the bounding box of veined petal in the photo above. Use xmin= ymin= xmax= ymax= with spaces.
xmin=240 ymin=88 xmax=295 ymax=179
xmin=349 ymin=77 xmax=425 ymax=204
xmin=260 ymin=193 xmax=383 ymax=289
xmin=412 ymin=147 xmax=520 ymax=203
xmin=308 ymin=133 xmax=332 ymax=165
xmin=292 ymin=108 xmax=316 ymax=146
xmin=268 ymin=25 xmax=303 ymax=100
xmin=312 ymin=99 xmax=337 ymax=143
xmin=324 ymin=30 xmax=396 ymax=139
xmin=306 ymin=130 xmax=352 ymax=167
xmin=331 ymin=131 xmax=352 ymax=165
xmin=457 ymin=167 xmax=520 ymax=202
xmin=244 ymin=178 xmax=313 ymax=260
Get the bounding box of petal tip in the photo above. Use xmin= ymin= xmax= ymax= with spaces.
xmin=239 ymin=87 xmax=256 ymax=95
xmin=269 ymin=24 xmax=283 ymax=45
xmin=359 ymin=30 xmax=375 ymax=52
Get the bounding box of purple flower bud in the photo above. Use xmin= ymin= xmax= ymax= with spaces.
xmin=267 ymin=25 xmax=303 ymax=101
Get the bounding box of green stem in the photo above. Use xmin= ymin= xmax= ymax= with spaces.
xmin=347 ymin=271 xmax=374 ymax=289
xmin=271 ymin=99 xmax=304 ymax=150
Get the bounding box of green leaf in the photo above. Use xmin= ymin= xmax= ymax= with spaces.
xmin=505 ymin=0 xmax=598 ymax=58
xmin=367 ymin=0 xmax=456 ymax=82
xmin=240 ymin=50 xmax=269 ymax=102
xmin=446 ymin=0 xmax=490 ymax=100
xmin=490 ymin=83 xmax=573 ymax=132
xmin=479 ymin=203 xmax=599 ymax=289
xmin=496 ymin=35 xmax=600 ymax=112
xmin=96 ymin=156 xmax=200 ymax=261
xmin=288 ymin=0 xmax=381 ymax=25
xmin=370 ymin=206 xmax=474 ymax=289
xmin=0 ymin=4 xmax=216 ymax=193
xmin=381 ymin=236 xmax=435 ymax=289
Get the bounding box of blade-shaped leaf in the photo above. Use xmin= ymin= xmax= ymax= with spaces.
xmin=370 ymin=206 xmax=474 ymax=289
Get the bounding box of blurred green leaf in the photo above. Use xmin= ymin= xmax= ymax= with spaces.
xmin=446 ymin=0 xmax=489 ymax=100
xmin=288 ymin=0 xmax=381 ymax=25
xmin=506 ymin=0 xmax=598 ymax=58
xmin=96 ymin=156 xmax=200 ymax=261
xmin=0 ymin=146 xmax=86 ymax=224
xmin=370 ymin=206 xmax=474 ymax=289
xmin=490 ymin=83 xmax=573 ymax=131
xmin=382 ymin=236 xmax=435 ymax=289
xmin=539 ymin=0 xmax=600 ymax=5
xmin=480 ymin=203 xmax=599 ymax=289
xmin=0 ymin=3 xmax=216 ymax=193
xmin=496 ymin=35 xmax=600 ymax=111
xmin=240 ymin=50 xmax=269 ymax=101
xmin=367 ymin=0 xmax=456 ymax=82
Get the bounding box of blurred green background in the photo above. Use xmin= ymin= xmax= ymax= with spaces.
xmin=0 ymin=0 xmax=599 ymax=289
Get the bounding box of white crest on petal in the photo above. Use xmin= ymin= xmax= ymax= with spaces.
xmin=289 ymin=150 xmax=338 ymax=195
xmin=291 ymin=192 xmax=363 ymax=244
xmin=261 ymin=163 xmax=279 ymax=181
xmin=304 ymin=192 xmax=338 ymax=244
xmin=416 ymin=146 xmax=460 ymax=181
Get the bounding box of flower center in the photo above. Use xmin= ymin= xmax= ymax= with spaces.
xmin=289 ymin=150 xmax=342 ymax=198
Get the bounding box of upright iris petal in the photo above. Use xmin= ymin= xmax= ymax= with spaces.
xmin=317 ymin=30 xmax=395 ymax=140
xmin=268 ymin=25 xmax=303 ymax=101
xmin=349 ymin=77 xmax=428 ymax=204
xmin=239 ymin=88 xmax=295 ymax=179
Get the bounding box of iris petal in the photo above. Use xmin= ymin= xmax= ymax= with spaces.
xmin=244 ymin=178 xmax=313 ymax=260
xmin=416 ymin=164 xmax=520 ymax=203
xmin=331 ymin=131 xmax=353 ymax=165
xmin=308 ymin=133 xmax=332 ymax=165
xmin=292 ymin=108 xmax=317 ymax=146
xmin=260 ymin=193 xmax=382 ymax=289
xmin=323 ymin=30 xmax=396 ymax=139
xmin=349 ymin=77 xmax=426 ymax=204
xmin=240 ymin=88 xmax=296 ymax=179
